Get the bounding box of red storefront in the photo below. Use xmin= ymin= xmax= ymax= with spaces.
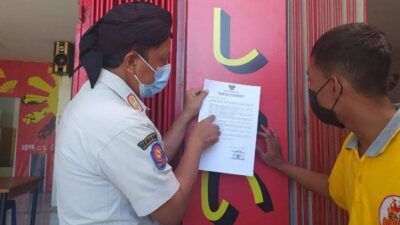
xmin=68 ymin=0 xmax=365 ymax=224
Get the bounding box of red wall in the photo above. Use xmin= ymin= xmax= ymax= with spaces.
xmin=0 ymin=60 xmax=58 ymax=192
xmin=183 ymin=1 xmax=288 ymax=224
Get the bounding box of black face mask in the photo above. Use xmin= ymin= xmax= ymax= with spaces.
xmin=309 ymin=79 xmax=345 ymax=128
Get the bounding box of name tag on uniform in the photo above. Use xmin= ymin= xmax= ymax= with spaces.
xmin=138 ymin=133 xmax=158 ymax=150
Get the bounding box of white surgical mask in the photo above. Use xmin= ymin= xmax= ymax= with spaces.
xmin=134 ymin=54 xmax=171 ymax=98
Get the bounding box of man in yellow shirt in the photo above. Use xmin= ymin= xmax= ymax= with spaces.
xmin=257 ymin=23 xmax=399 ymax=225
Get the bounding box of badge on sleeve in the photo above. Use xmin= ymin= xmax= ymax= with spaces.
xmin=138 ymin=133 xmax=158 ymax=150
xmin=127 ymin=93 xmax=143 ymax=111
xmin=150 ymin=142 xmax=167 ymax=170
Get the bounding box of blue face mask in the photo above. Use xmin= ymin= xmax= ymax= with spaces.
xmin=134 ymin=54 xmax=171 ymax=98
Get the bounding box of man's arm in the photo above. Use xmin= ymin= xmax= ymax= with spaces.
xmin=276 ymin=164 xmax=329 ymax=198
xmin=257 ymin=125 xmax=330 ymax=198
xmin=151 ymin=115 xmax=220 ymax=225
xmin=163 ymin=89 xmax=208 ymax=160
xmin=162 ymin=112 xmax=192 ymax=160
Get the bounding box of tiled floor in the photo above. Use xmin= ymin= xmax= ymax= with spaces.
xmin=4 ymin=193 xmax=58 ymax=225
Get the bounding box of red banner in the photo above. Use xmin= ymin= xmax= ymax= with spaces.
xmin=183 ymin=1 xmax=288 ymax=224
xmin=0 ymin=60 xmax=58 ymax=192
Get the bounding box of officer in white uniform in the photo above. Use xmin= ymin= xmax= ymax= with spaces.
xmin=55 ymin=2 xmax=220 ymax=225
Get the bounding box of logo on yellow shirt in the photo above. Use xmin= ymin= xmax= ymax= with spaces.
xmin=380 ymin=195 xmax=400 ymax=225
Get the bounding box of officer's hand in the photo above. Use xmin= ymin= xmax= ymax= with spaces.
xmin=188 ymin=115 xmax=220 ymax=151
xmin=257 ymin=125 xmax=287 ymax=170
xmin=182 ymin=88 xmax=209 ymax=119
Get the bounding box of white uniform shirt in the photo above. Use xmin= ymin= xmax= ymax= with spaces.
xmin=54 ymin=69 xmax=180 ymax=225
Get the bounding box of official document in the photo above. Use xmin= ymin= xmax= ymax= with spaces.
xmin=198 ymin=79 xmax=261 ymax=176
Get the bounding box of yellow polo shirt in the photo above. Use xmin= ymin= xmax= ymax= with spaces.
xmin=329 ymin=109 xmax=400 ymax=225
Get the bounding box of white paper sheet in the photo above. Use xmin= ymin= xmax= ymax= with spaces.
xmin=198 ymin=79 xmax=261 ymax=176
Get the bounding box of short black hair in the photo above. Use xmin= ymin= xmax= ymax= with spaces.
xmin=311 ymin=23 xmax=392 ymax=97
xmin=388 ymin=73 xmax=399 ymax=91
